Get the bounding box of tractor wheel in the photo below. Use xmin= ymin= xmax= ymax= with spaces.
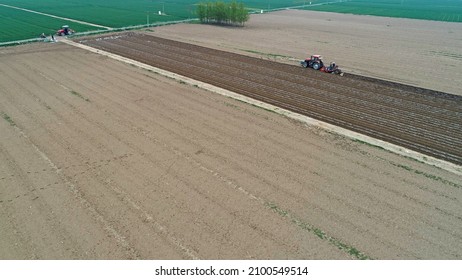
xmin=301 ymin=61 xmax=308 ymax=68
xmin=312 ymin=62 xmax=321 ymax=70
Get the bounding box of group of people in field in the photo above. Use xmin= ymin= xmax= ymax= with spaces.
xmin=40 ymin=33 xmax=56 ymax=42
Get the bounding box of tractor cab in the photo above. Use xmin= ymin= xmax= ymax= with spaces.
xmin=310 ymin=55 xmax=323 ymax=61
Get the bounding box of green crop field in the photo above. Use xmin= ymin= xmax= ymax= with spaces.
xmin=0 ymin=5 xmax=100 ymax=42
xmin=1 ymin=0 xmax=308 ymax=43
xmin=1 ymin=0 xmax=460 ymax=43
xmin=301 ymin=0 xmax=462 ymax=22
xmin=1 ymin=0 xmax=199 ymax=28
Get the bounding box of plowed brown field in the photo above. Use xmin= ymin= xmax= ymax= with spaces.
xmin=80 ymin=33 xmax=462 ymax=165
xmin=1 ymin=11 xmax=461 ymax=260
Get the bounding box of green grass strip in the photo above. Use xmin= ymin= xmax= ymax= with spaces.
xmin=70 ymin=90 xmax=90 ymax=102
xmin=352 ymin=139 xmax=385 ymax=150
xmin=354 ymin=140 xmax=460 ymax=189
xmin=391 ymin=162 xmax=461 ymax=189
xmin=265 ymin=202 xmax=372 ymax=260
xmin=240 ymin=49 xmax=293 ymax=59
xmin=1 ymin=112 xmax=16 ymax=126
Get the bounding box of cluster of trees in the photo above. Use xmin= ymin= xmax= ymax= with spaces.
xmin=196 ymin=1 xmax=249 ymax=26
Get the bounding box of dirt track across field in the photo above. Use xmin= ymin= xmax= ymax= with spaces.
xmin=1 ymin=39 xmax=462 ymax=259
xmin=80 ymin=33 xmax=462 ymax=166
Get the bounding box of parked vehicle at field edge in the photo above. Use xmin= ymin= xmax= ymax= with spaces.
xmin=56 ymin=25 xmax=74 ymax=36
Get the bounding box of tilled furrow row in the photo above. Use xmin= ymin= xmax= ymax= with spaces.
xmin=88 ymin=39 xmax=462 ymax=155
xmin=86 ymin=39 xmax=462 ymax=162
xmin=82 ymin=34 xmax=462 ymax=165
xmin=197 ymin=79 xmax=461 ymax=163
xmin=116 ymin=36 xmax=462 ymax=133
xmin=129 ymin=34 xmax=462 ymax=112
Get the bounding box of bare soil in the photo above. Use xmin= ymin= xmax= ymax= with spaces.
xmin=151 ymin=10 xmax=462 ymax=96
xmin=1 ymin=11 xmax=461 ymax=260
xmin=80 ymin=33 xmax=462 ymax=165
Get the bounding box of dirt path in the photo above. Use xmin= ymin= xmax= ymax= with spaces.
xmin=1 ymin=42 xmax=461 ymax=259
xmin=151 ymin=9 xmax=462 ymax=96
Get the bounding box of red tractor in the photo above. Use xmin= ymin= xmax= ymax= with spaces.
xmin=301 ymin=54 xmax=343 ymax=76
xmin=56 ymin=25 xmax=74 ymax=36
